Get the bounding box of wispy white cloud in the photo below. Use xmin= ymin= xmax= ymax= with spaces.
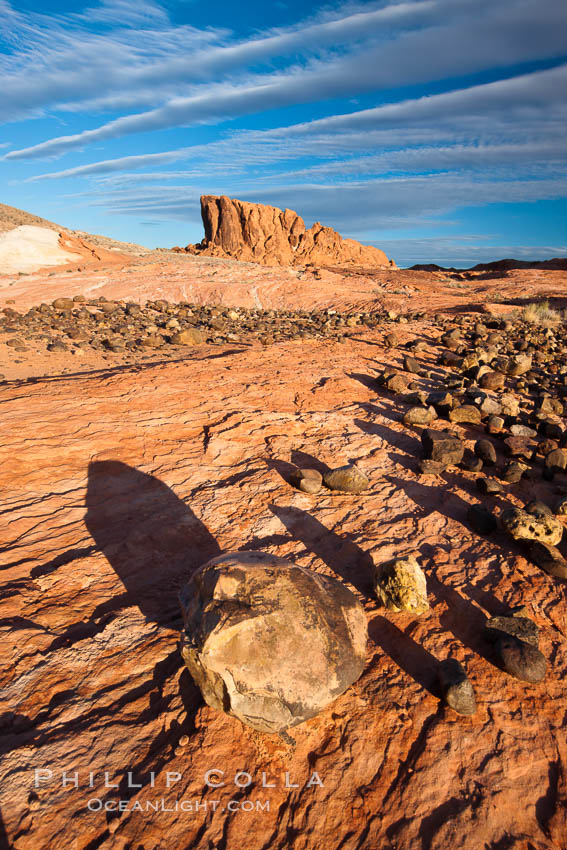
xmin=4 ymin=0 xmax=567 ymax=158
xmin=22 ymin=65 xmax=567 ymax=181
xmin=85 ymin=175 xmax=567 ymax=234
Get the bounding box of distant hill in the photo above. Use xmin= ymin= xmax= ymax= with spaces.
xmin=410 ymin=257 xmax=567 ymax=272
xmin=0 ymin=202 xmax=152 ymax=256
xmin=0 ymin=202 xmax=63 ymax=235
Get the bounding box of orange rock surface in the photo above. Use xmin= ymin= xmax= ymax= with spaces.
xmin=1 ymin=252 xmax=567 ymax=849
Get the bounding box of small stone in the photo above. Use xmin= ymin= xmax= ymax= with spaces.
xmin=503 ymin=436 xmax=535 ymax=460
xmin=500 ymin=507 xmax=563 ymax=545
xmin=554 ymin=496 xmax=567 ymax=515
xmin=47 ymin=341 xmax=68 ymax=352
xmin=467 ymin=504 xmax=497 ymax=535
xmin=486 ymin=415 xmax=506 ymax=434
xmin=537 ymin=396 xmax=563 ymax=415
xmin=485 ymin=615 xmax=539 ymax=647
xmin=421 ymin=429 xmax=464 ymax=466
xmin=323 ymin=464 xmax=369 ymax=493
xmin=490 ymin=634 xmax=546 ymax=683
xmin=525 ymin=500 xmax=553 ymax=517
xmin=510 ymin=424 xmax=537 ymax=437
xmin=461 ymin=451 xmax=483 ymax=472
xmin=52 ymin=298 xmax=74 ymax=311
xmin=475 ymin=439 xmax=497 ymax=465
xmin=479 ymin=371 xmax=505 ymax=391
xmin=374 ymin=555 xmax=428 ymax=614
xmin=292 ymin=468 xmax=323 ymax=494
xmin=529 ymin=541 xmax=567 ymax=579
xmin=385 ymin=373 xmax=411 ymax=394
xmin=449 ymin=405 xmax=482 ymax=425
xmin=403 ymin=355 xmax=422 ymax=375
xmin=501 ymin=461 xmax=528 ymax=484
xmin=104 ymin=338 xmax=126 ymax=352
xmin=140 ymin=335 xmax=164 ymax=348
xmin=507 ymin=354 xmax=533 ymax=376
xmin=170 ymin=328 xmax=205 ymax=346
xmin=403 ymin=406 xmax=436 ymax=426
xmin=440 ymin=351 xmax=463 ymax=368
xmin=476 ymin=477 xmax=505 ymax=496
xmin=438 ymin=659 xmax=476 ymax=715
xmin=178 ymin=734 xmax=190 ymax=748
xmin=384 ymin=332 xmax=399 ymax=348
xmin=500 ymin=394 xmax=521 ymax=417
xmin=545 ymin=448 xmax=567 ymax=473
xmin=478 ymin=396 xmax=502 ymax=416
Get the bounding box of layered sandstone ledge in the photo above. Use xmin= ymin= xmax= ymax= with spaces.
xmin=174 ymin=195 xmax=395 ymax=268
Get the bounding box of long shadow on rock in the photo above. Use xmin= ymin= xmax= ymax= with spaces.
xmin=290 ymin=450 xmax=331 ymax=475
xmin=269 ymin=504 xmax=374 ymax=598
xmin=386 ymin=474 xmax=471 ymax=526
xmin=354 ymin=416 xmax=421 ymax=457
xmin=265 ymin=457 xmax=299 ymax=486
xmin=84 ymin=461 xmax=221 ymax=628
xmin=368 ymin=615 xmax=439 ymax=696
xmin=424 ymin=571 xmax=496 ymax=664
xmin=346 ymin=371 xmax=379 ymax=392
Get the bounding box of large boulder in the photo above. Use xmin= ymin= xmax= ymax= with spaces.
xmin=176 ymin=195 xmax=395 ymax=268
xmin=179 ymin=551 xmax=368 ymax=733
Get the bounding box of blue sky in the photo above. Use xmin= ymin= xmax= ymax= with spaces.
xmin=1 ymin=0 xmax=566 ymax=267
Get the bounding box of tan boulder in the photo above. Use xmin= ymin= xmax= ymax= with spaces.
xmin=374 ymin=555 xmax=429 ymax=614
xmin=179 ymin=551 xmax=368 ymax=733
xmin=501 ymin=507 xmax=563 ymax=546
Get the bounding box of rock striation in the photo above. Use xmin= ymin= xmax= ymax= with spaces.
xmin=179 ymin=551 xmax=368 ymax=733
xmin=175 ymin=194 xmax=395 ymax=268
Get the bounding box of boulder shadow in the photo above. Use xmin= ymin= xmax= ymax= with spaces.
xmin=269 ymin=504 xmax=374 ymax=598
xmin=368 ymin=615 xmax=439 ymax=696
xmin=83 ymin=460 xmax=221 ymax=628
xmin=1 ymin=462 xmax=222 ymax=793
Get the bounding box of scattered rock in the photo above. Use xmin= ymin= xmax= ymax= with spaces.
xmin=476 ymin=477 xmax=505 ymax=496
xmin=487 ymin=634 xmax=547 ymax=683
xmin=500 ymin=507 xmax=563 ymax=545
xmin=291 ymin=468 xmax=323 ymax=494
xmin=403 ymin=406 xmax=436 ymax=426
xmin=170 ymin=328 xmax=205 ymax=346
xmin=374 ymin=555 xmax=429 ymax=614
xmin=475 ymin=439 xmax=497 ymax=465
xmin=449 ymin=405 xmax=482 ymax=425
xmin=485 ymin=615 xmax=539 ymax=647
xmin=323 ymin=464 xmax=369 ymax=493
xmin=421 ymin=429 xmax=464 ymax=467
xmin=438 ymin=659 xmax=477 ymax=715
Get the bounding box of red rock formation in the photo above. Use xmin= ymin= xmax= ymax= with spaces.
xmin=175 ymin=194 xmax=395 ymax=268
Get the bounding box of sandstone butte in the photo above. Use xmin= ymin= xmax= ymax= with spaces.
xmin=1 ymin=206 xmax=567 ymax=850
xmin=174 ymin=194 xmax=396 ymax=268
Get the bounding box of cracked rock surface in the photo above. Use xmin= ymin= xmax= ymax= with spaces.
xmin=1 ymin=255 xmax=567 ymax=849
